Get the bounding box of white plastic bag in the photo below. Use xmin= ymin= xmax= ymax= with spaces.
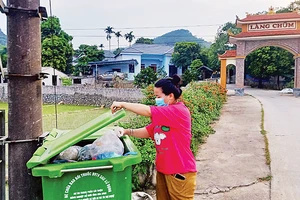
xmin=57 ymin=145 xmax=82 ymax=160
xmin=90 ymin=130 xmax=124 ymax=160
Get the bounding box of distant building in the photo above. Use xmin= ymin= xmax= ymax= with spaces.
xmin=41 ymin=67 xmax=68 ymax=86
xmin=198 ymin=66 xmax=213 ymax=80
xmin=0 ymin=67 xmax=69 ymax=86
xmin=89 ymin=44 xmax=182 ymax=80
xmin=103 ymin=50 xmax=116 ymax=60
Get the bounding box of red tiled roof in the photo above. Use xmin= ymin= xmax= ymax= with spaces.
xmin=218 ymin=50 xmax=237 ymax=58
xmin=232 ymin=30 xmax=300 ymax=38
xmin=238 ymin=12 xmax=300 ymax=22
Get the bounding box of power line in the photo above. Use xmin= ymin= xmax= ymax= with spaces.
xmin=64 ymin=24 xmax=222 ymax=31
xmin=49 ymin=0 xmax=58 ymax=129
xmin=71 ymin=35 xmax=216 ymax=38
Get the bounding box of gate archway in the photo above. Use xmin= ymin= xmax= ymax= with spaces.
xmin=219 ymin=8 xmax=300 ymax=96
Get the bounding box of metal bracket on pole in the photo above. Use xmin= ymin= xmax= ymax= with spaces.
xmin=0 ymin=136 xmax=7 ymax=146
xmin=38 ymin=6 xmax=48 ymax=20
xmin=0 ymin=1 xmax=47 ymax=20
xmin=0 ymin=132 xmax=49 ymax=146
xmin=0 ymin=0 xmax=8 ymax=14
xmin=5 ymin=72 xmax=49 ymax=80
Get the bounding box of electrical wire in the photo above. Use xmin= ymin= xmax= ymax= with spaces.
xmin=64 ymin=24 xmax=222 ymax=31
xmin=70 ymin=35 xmax=216 ymax=38
xmin=49 ymin=0 xmax=58 ymax=129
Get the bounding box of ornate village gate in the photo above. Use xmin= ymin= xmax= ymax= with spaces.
xmin=219 ymin=8 xmax=300 ymax=96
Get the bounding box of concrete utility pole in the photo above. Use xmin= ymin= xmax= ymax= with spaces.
xmin=7 ymin=0 xmax=43 ymax=199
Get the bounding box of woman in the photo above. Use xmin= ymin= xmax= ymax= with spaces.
xmin=111 ymin=75 xmax=197 ymax=200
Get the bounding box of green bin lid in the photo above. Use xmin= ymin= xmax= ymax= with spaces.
xmin=26 ymin=109 xmax=126 ymax=169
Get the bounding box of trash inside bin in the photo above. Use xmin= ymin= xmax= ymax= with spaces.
xmin=27 ymin=110 xmax=142 ymax=200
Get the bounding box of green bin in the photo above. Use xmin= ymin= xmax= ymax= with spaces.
xmin=27 ymin=110 xmax=142 ymax=200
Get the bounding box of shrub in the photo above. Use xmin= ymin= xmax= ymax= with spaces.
xmin=61 ymin=77 xmax=72 ymax=86
xmin=156 ymin=66 xmax=167 ymax=79
xmin=181 ymin=69 xmax=194 ymax=86
xmin=118 ymin=116 xmax=155 ymax=191
xmin=141 ymin=84 xmax=155 ymax=105
xmin=133 ymin=68 xmax=158 ymax=88
xmin=285 ymin=80 xmax=294 ymax=88
xmin=182 ymin=81 xmax=227 ymax=153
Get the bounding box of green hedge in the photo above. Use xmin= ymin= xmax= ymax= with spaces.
xmin=119 ymin=81 xmax=227 ymax=190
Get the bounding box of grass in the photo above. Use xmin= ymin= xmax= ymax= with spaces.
xmin=260 ymin=103 xmax=271 ymax=166
xmin=0 ymin=102 xmax=111 ymax=132
xmin=258 ymin=175 xmax=272 ymax=182
xmin=247 ymin=96 xmax=271 ymax=166
xmin=42 ymin=104 xmax=98 ymax=115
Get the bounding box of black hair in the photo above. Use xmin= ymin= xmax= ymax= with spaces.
xmin=154 ymin=74 xmax=182 ymax=100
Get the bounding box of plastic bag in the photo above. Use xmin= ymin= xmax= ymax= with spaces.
xmin=90 ymin=130 xmax=124 ymax=160
xmin=78 ymin=144 xmax=93 ymax=161
xmin=56 ymin=145 xmax=82 ymax=160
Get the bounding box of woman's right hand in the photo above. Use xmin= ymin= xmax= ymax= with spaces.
xmin=110 ymin=101 xmax=123 ymax=114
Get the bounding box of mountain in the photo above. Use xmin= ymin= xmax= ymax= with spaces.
xmin=153 ymin=29 xmax=211 ymax=47
xmin=0 ymin=29 xmax=7 ymax=46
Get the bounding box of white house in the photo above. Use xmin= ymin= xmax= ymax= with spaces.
xmin=89 ymin=44 xmax=183 ymax=80
xmin=42 ymin=67 xmax=68 ymax=86
xmin=0 ymin=67 xmax=68 ymax=86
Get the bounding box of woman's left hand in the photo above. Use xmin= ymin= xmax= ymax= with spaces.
xmin=112 ymin=126 xmax=125 ymax=137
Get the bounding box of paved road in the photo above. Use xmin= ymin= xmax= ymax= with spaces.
xmin=242 ymin=86 xmax=300 ymax=200
xmin=194 ymin=93 xmax=269 ymax=200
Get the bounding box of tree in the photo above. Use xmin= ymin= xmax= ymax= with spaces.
xmin=113 ymin=48 xmax=124 ymax=55
xmin=105 ymin=26 xmax=114 ymax=51
xmin=245 ymin=46 xmax=293 ymax=88
xmin=181 ymin=69 xmax=195 ymax=86
xmin=276 ymin=1 xmax=300 ymax=13
xmin=0 ymin=46 xmax=7 ymax=68
xmin=171 ymin=42 xmax=201 ymax=69
xmin=74 ymin=44 xmax=105 ymax=75
xmin=125 ymin=31 xmax=135 ymax=46
xmin=41 ymin=16 xmax=74 ymax=74
xmin=99 ymin=44 xmax=104 ymax=50
xmin=134 ymin=67 xmax=158 ymax=88
xmin=115 ymin=31 xmax=122 ymax=49
xmin=198 ymin=48 xmax=209 ymax=67
xmin=42 ymin=36 xmax=68 ymax=72
xmin=205 ymin=22 xmax=241 ymax=71
xmin=156 ymin=66 xmax=167 ymax=79
xmin=190 ymin=59 xmax=203 ymax=79
xmin=180 ymin=59 xmax=203 ymax=85
xmin=135 ymin=37 xmax=154 ymax=44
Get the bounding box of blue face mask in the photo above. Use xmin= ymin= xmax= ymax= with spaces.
xmin=155 ymin=98 xmax=168 ymax=106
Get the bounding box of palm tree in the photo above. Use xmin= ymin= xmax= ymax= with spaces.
xmin=104 ymin=26 xmax=114 ymax=51
xmin=114 ymin=31 xmax=122 ymax=49
xmin=99 ymin=44 xmax=104 ymax=50
xmin=124 ymin=31 xmax=135 ymax=47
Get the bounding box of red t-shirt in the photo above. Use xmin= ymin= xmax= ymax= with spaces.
xmin=146 ymin=102 xmax=197 ymax=174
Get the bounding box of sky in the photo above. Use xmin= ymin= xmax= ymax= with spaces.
xmin=0 ymin=0 xmax=294 ymax=50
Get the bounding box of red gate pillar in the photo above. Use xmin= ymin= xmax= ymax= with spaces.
xmin=294 ymin=57 xmax=300 ymax=97
xmin=235 ymin=57 xmax=245 ymax=96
